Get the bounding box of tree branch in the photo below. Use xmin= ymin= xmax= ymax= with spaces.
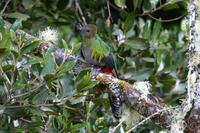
xmin=12 ymin=83 xmax=46 ymax=99
xmin=74 ymin=0 xmax=87 ymax=25
xmin=147 ymin=14 xmax=185 ymax=23
xmin=184 ymin=0 xmax=200 ymax=132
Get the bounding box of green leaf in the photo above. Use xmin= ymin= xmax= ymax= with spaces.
xmin=142 ymin=57 xmax=155 ymax=62
xmin=123 ymin=13 xmax=135 ymax=33
xmin=32 ymin=89 xmax=49 ymax=104
xmin=72 ymin=42 xmax=81 ymax=54
xmin=158 ymin=73 xmax=176 ymax=92
xmin=76 ymin=69 xmax=91 ymax=79
xmin=71 ymin=123 xmax=87 ymax=131
xmin=133 ymin=0 xmax=139 ymax=10
xmin=124 ymin=38 xmax=148 ymax=50
xmin=0 ymin=48 xmax=10 ymax=58
xmin=114 ymin=0 xmax=126 ymax=8
xmin=159 ymin=30 xmax=169 ymax=43
xmin=152 ymin=21 xmax=162 ymax=40
xmin=2 ymin=64 xmax=14 ymax=72
xmin=22 ymin=0 xmax=35 ymax=9
xmin=156 ymin=50 xmax=161 ymax=66
xmin=10 ymin=29 xmax=17 ymax=42
xmin=4 ymin=108 xmax=27 ymax=118
xmin=56 ymin=60 xmax=76 ymax=77
xmin=44 ymin=73 xmax=56 ymax=81
xmin=143 ymin=21 xmax=151 ymax=39
xmin=24 ymin=57 xmax=43 ymax=68
xmin=86 ymin=101 xmax=93 ymax=114
xmin=41 ymin=50 xmax=55 ymax=76
xmin=0 ymin=28 xmax=11 ymax=48
xmin=143 ymin=0 xmax=151 ymax=11
xmin=5 ymin=12 xmax=30 ymax=21
xmin=11 ymin=49 xmax=20 ymax=60
xmin=133 ymin=0 xmax=142 ymax=11
xmin=76 ymin=74 xmax=98 ymax=91
xmin=0 ymin=28 xmax=12 ymax=57
xmin=0 ymin=19 xmax=5 ymax=28
xmin=21 ymin=40 xmax=40 ymax=54
xmin=24 ymin=121 xmax=45 ymax=128
xmin=29 ymin=107 xmax=45 ymax=117
xmin=61 ymin=39 xmax=69 ymax=50
xmin=60 ymin=76 xmax=74 ymax=97
xmin=163 ymin=0 xmax=185 ymax=11
xmin=0 ymin=105 xmax=5 ymax=114
xmin=131 ymin=68 xmax=153 ymax=81
xmin=157 ymin=53 xmax=166 ymax=72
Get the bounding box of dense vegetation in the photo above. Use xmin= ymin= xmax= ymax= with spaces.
xmin=0 ymin=0 xmax=188 ymax=132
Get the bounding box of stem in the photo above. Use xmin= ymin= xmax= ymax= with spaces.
xmin=12 ymin=82 xmax=46 ymax=99
xmin=147 ymin=14 xmax=185 ymax=23
xmin=0 ymin=0 xmax=11 ymax=15
xmin=74 ymin=0 xmax=87 ymax=25
xmin=106 ymin=0 xmax=111 ymax=19
xmin=0 ymin=61 xmax=11 ymax=103
xmin=6 ymin=102 xmax=65 ymax=108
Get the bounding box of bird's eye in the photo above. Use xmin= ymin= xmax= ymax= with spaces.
xmin=86 ymin=29 xmax=90 ymax=32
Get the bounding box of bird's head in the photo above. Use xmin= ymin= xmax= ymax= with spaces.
xmin=80 ymin=24 xmax=97 ymax=39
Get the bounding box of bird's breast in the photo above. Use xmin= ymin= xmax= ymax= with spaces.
xmin=81 ymin=46 xmax=103 ymax=66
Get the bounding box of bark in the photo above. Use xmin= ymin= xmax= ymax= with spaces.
xmin=184 ymin=0 xmax=200 ymax=132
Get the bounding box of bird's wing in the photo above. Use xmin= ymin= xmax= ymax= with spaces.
xmin=90 ymin=35 xmax=110 ymax=62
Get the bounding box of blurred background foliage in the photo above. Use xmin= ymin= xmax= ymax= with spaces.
xmin=0 ymin=0 xmax=188 ymax=132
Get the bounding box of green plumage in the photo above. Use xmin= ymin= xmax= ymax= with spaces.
xmin=82 ymin=35 xmax=110 ymax=62
xmin=80 ymin=24 xmax=117 ymax=72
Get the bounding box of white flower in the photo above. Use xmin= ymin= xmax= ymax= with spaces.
xmin=112 ymin=24 xmax=126 ymax=45
xmin=38 ymin=27 xmax=58 ymax=42
xmin=159 ymin=130 xmax=168 ymax=133
xmin=13 ymin=120 xmax=19 ymax=127
xmin=117 ymin=34 xmax=126 ymax=44
xmin=133 ymin=81 xmax=152 ymax=96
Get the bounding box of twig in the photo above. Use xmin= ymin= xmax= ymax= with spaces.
xmin=159 ymin=0 xmax=162 ymax=5
xmin=0 ymin=0 xmax=11 ymax=14
xmin=74 ymin=0 xmax=87 ymax=25
xmin=106 ymin=0 xmax=111 ymax=19
xmin=138 ymin=1 xmax=185 ymax=23
xmin=109 ymin=2 xmax=128 ymax=14
xmin=19 ymin=118 xmax=48 ymax=133
xmin=138 ymin=2 xmax=172 ymax=17
xmin=126 ymin=106 xmax=176 ymax=133
xmin=12 ymin=83 xmax=46 ymax=99
xmin=110 ymin=120 xmax=124 ymax=133
xmin=0 ymin=62 xmax=11 ymax=103
xmin=147 ymin=14 xmax=185 ymax=23
xmin=5 ymin=102 xmax=65 ymax=108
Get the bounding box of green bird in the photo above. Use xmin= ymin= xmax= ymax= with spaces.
xmin=80 ymin=24 xmax=117 ymax=76
xmin=80 ymin=24 xmax=121 ymax=118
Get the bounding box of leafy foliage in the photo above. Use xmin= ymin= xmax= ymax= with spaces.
xmin=0 ymin=0 xmax=188 ymax=132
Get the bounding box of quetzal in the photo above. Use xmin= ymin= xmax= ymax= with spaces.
xmin=79 ymin=24 xmax=122 ymax=118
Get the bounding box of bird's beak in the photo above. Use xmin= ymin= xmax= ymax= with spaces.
xmin=79 ymin=28 xmax=86 ymax=37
